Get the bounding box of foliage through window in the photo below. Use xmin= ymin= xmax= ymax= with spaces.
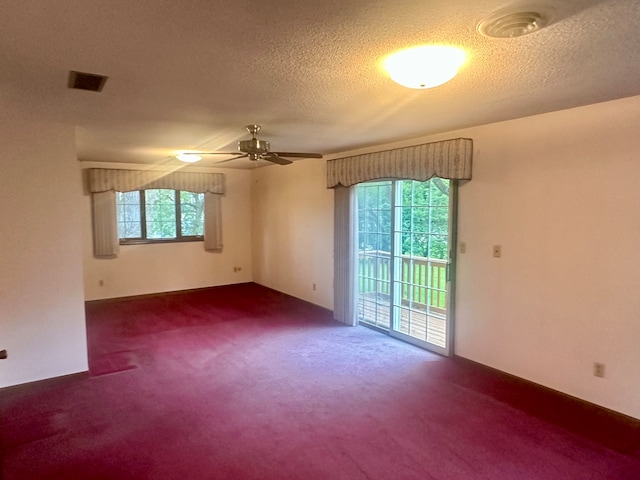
xmin=116 ymin=189 xmax=204 ymax=243
xmin=357 ymin=179 xmax=449 ymax=260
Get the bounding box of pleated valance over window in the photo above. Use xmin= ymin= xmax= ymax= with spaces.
xmin=88 ymin=168 xmax=225 ymax=194
xmin=327 ymin=137 xmax=473 ymax=188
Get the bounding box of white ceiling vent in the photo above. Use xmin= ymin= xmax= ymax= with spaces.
xmin=478 ymin=10 xmax=549 ymax=38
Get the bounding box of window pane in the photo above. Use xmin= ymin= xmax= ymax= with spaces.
xmin=145 ymin=189 xmax=176 ymax=239
xmin=379 ymin=233 xmax=391 ymax=254
xmin=411 ymin=233 xmax=429 ymax=257
xmin=180 ymin=191 xmax=204 ymax=236
xmin=116 ymin=191 xmax=141 ymax=238
xmin=411 ymin=207 xmax=430 ymax=234
xmin=364 ymin=233 xmax=378 ymax=251
xmin=364 ymin=185 xmax=378 ymax=210
xmin=429 ymin=235 xmax=449 ymax=260
xmin=429 ymin=179 xmax=450 ymax=206
xmin=412 ymin=181 xmax=430 ymax=206
xmin=429 ymin=206 xmax=449 ymax=235
xmin=378 ymin=183 xmax=391 ymax=209
xmin=357 ymin=188 xmax=366 ymax=213
xmin=379 ymin=209 xmax=391 ymax=234
xmin=364 ymin=209 xmax=379 ymax=234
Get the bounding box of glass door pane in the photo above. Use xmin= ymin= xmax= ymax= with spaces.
xmin=390 ymin=179 xmax=451 ymax=354
xmin=357 ymin=181 xmax=392 ymax=329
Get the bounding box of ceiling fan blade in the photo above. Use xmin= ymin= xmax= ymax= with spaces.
xmin=262 ymin=154 xmax=293 ymax=165
xmin=214 ymin=154 xmax=248 ymax=164
xmin=270 ymin=151 xmax=323 ymax=159
xmin=196 ymin=152 xmax=239 ymax=156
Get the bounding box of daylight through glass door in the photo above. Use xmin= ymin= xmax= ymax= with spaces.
xmin=357 ymin=179 xmax=453 ymax=355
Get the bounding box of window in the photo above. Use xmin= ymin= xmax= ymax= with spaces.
xmin=116 ymin=189 xmax=204 ymax=244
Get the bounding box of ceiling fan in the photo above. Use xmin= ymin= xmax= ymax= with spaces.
xmin=177 ymin=124 xmax=323 ymax=165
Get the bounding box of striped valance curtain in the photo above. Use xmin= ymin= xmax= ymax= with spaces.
xmin=327 ymin=137 xmax=472 ymax=188
xmin=329 ymin=137 xmax=473 ymax=326
xmin=88 ymin=168 xmax=225 ymax=258
xmin=88 ymin=168 xmax=225 ymax=194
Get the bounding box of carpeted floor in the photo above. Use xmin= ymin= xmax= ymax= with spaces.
xmin=1 ymin=283 xmax=639 ymax=479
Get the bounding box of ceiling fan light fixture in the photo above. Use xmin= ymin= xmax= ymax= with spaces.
xmin=383 ymin=46 xmax=466 ymax=89
xmin=477 ymin=10 xmax=549 ymax=38
xmin=238 ymin=138 xmax=270 ymax=154
xmin=176 ymin=153 xmax=203 ymax=163
xmin=172 ymin=125 xmax=322 ymax=167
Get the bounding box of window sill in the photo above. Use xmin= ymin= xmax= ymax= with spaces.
xmin=119 ymin=237 xmax=204 ymax=246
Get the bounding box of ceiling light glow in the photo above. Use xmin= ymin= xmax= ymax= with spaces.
xmin=176 ymin=153 xmax=203 ymax=163
xmin=383 ymin=46 xmax=466 ymax=89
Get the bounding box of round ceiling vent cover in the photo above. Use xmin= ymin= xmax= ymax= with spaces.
xmin=478 ymin=11 xmax=549 ymax=38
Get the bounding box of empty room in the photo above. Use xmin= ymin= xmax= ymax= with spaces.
xmin=1 ymin=1 xmax=640 ymax=479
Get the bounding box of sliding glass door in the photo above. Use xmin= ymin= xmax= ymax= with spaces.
xmin=357 ymin=178 xmax=456 ymax=355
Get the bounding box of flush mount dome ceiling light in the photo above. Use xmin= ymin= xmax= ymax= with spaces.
xmin=477 ymin=10 xmax=550 ymax=38
xmin=383 ymin=45 xmax=466 ymax=89
xmin=176 ymin=153 xmax=203 ymax=163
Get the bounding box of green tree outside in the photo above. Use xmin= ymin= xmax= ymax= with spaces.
xmin=357 ymin=178 xmax=449 ymax=259
xmin=116 ymin=189 xmax=204 ymax=239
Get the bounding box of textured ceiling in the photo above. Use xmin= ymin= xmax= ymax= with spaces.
xmin=2 ymin=0 xmax=640 ymax=168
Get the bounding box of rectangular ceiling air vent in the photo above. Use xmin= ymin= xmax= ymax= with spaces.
xmin=68 ymin=70 xmax=108 ymax=92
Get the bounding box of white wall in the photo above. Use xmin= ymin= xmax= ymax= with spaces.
xmin=0 ymin=116 xmax=88 ymax=387
xmin=82 ymin=164 xmax=253 ymax=300
xmin=251 ymin=95 xmax=640 ymax=419
xmin=251 ymin=158 xmax=334 ymax=309
xmin=455 ymin=95 xmax=640 ymax=419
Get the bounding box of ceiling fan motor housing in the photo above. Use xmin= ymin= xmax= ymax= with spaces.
xmin=238 ymin=138 xmax=270 ymax=155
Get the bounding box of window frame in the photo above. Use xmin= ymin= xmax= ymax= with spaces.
xmin=117 ymin=189 xmax=204 ymax=245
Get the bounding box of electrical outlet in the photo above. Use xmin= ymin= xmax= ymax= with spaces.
xmin=493 ymin=245 xmax=501 ymax=258
xmin=594 ymin=362 xmax=605 ymax=378
xmin=460 ymin=242 xmax=466 ymax=254
xmin=313 ymin=283 xmax=316 ymax=291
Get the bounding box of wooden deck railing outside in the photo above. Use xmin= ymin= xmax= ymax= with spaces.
xmin=358 ymin=251 xmax=447 ymax=314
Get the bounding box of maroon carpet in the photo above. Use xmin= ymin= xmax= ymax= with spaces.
xmin=1 ymin=283 xmax=639 ymax=479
